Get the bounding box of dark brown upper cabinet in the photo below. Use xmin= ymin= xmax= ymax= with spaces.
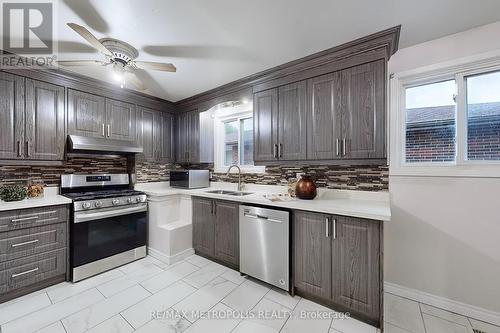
xmin=253 ymin=88 xmax=278 ymax=162
xmin=67 ymin=89 xmax=106 ymax=138
xmin=137 ymin=106 xmax=174 ymax=163
xmin=0 ymin=72 xmax=25 ymax=160
xmin=175 ymin=109 xmax=212 ymax=164
xmin=307 ymin=72 xmax=342 ymax=160
xmin=278 ymin=81 xmax=307 ymax=161
xmin=0 ymin=74 xmax=64 ymax=161
xmin=68 ymin=90 xmax=137 ymax=142
xmin=158 ymin=111 xmax=174 ymax=162
xmin=105 ymin=99 xmax=136 ymax=141
xmin=254 ymin=83 xmax=308 ymax=163
xmin=25 ymin=79 xmax=65 ymax=160
xmin=340 ymin=60 xmax=385 ymax=159
xmin=307 ymin=60 xmax=385 ymax=161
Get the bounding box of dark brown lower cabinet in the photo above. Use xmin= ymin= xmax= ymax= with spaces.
xmin=0 ymin=205 xmax=69 ymax=303
xmin=294 ymin=210 xmax=382 ymax=326
xmin=192 ymin=197 xmax=239 ymax=268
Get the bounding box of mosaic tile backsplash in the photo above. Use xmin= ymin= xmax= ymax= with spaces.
xmin=152 ymin=163 xmax=389 ymax=191
xmin=0 ymin=156 xmax=127 ymax=186
xmin=1 ymin=157 xmax=388 ymax=192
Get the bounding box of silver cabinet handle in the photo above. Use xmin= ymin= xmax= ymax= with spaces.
xmin=12 ymin=267 xmax=39 ymax=278
xmin=325 ymin=217 xmax=330 ymax=237
xmin=333 ymin=218 xmax=337 ymax=239
xmin=336 ymin=139 xmax=340 ymax=156
xmin=102 ymin=123 xmax=105 ymax=137
xmin=12 ymin=239 xmax=39 ymax=248
xmin=17 ymin=141 xmax=22 ymax=157
xmin=244 ymin=213 xmax=282 ymax=223
xmin=11 ymin=216 xmax=39 ymax=223
xmin=278 ymin=143 xmax=283 ymax=158
xmin=342 ymin=138 xmax=347 ymax=156
xmin=107 ymin=124 xmax=111 ymax=137
xmin=26 ymin=140 xmax=31 ymax=157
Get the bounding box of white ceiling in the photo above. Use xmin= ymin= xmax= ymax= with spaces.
xmin=52 ymin=0 xmax=500 ymax=102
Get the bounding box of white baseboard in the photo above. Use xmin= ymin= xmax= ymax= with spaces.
xmin=148 ymin=247 xmax=195 ymax=265
xmin=384 ymin=282 xmax=500 ymax=326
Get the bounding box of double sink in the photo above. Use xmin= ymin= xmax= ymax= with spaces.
xmin=205 ymin=190 xmax=253 ymax=197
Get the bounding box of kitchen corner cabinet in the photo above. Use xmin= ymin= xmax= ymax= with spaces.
xmin=68 ymin=89 xmax=137 ymax=142
xmin=137 ymin=107 xmax=174 ymax=163
xmin=192 ymin=197 xmax=239 ymax=268
xmin=0 ymin=73 xmax=65 ymax=161
xmin=176 ymin=110 xmax=212 ymax=164
xmin=294 ymin=210 xmax=382 ymax=325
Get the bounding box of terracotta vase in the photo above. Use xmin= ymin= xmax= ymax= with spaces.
xmin=295 ymin=175 xmax=317 ymax=200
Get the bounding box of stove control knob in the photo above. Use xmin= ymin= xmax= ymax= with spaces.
xmin=94 ymin=201 xmax=103 ymax=208
xmin=112 ymin=199 xmax=120 ymax=206
xmin=127 ymin=197 xmax=135 ymax=204
xmin=82 ymin=202 xmax=91 ymax=209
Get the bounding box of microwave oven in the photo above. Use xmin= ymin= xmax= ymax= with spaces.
xmin=170 ymin=170 xmax=210 ymax=189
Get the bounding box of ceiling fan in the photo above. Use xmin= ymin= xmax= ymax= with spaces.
xmin=58 ymin=23 xmax=176 ymax=90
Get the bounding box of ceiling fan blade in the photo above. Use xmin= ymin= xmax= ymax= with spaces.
xmin=126 ymin=72 xmax=146 ymax=91
xmin=57 ymin=60 xmax=107 ymax=66
xmin=133 ymin=61 xmax=176 ymax=72
xmin=67 ymin=23 xmax=113 ymax=57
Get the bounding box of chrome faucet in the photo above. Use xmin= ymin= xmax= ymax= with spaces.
xmin=226 ymin=164 xmax=243 ymax=191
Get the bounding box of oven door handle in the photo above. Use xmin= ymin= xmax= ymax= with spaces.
xmin=74 ymin=204 xmax=147 ymax=223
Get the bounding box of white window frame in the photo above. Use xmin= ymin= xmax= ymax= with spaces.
xmin=213 ymin=107 xmax=265 ymax=174
xmin=390 ymin=53 xmax=500 ymax=177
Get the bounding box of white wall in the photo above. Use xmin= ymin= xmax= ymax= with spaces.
xmin=386 ymin=21 xmax=500 ymax=315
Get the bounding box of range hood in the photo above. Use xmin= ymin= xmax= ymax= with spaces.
xmin=68 ymin=135 xmax=143 ymax=154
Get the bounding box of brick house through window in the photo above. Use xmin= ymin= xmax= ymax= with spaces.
xmin=406 ymin=102 xmax=500 ymax=162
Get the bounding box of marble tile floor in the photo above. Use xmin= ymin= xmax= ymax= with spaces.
xmin=0 ymin=255 xmax=499 ymax=333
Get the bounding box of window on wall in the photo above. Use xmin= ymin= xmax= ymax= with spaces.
xmin=466 ymin=71 xmax=500 ymax=161
xmin=213 ymin=102 xmax=264 ymax=174
xmin=405 ymin=80 xmax=457 ymax=163
xmin=392 ymin=60 xmax=500 ymax=176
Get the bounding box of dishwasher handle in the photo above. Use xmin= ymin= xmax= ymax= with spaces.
xmin=243 ymin=212 xmax=282 ymax=224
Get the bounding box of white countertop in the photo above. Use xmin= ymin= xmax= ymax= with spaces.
xmin=135 ymin=182 xmax=391 ymax=221
xmin=0 ymin=187 xmax=72 ymax=212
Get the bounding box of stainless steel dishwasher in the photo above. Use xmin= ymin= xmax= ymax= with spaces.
xmin=239 ymin=205 xmax=290 ymax=291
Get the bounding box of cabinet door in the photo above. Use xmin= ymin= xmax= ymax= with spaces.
xmin=25 ymin=79 xmax=65 ymax=160
xmin=332 ymin=215 xmax=381 ymax=321
xmin=306 ymin=72 xmax=342 ymax=160
xmin=192 ymin=197 xmax=215 ymax=257
xmin=278 ymin=81 xmax=307 ymax=161
xmin=176 ymin=112 xmax=189 ymax=162
xmin=294 ymin=211 xmax=332 ymax=299
xmin=137 ymin=107 xmax=157 ymax=161
xmin=188 ymin=111 xmax=200 ymax=163
xmin=158 ymin=112 xmax=174 ymax=162
xmin=214 ymin=200 xmax=239 ymax=267
xmin=254 ymin=89 xmax=278 ymax=162
xmin=67 ymin=89 xmax=105 ymax=138
xmin=0 ymin=72 xmax=24 ymax=159
xmin=105 ymin=99 xmax=136 ymax=141
xmin=341 ymin=60 xmax=385 ymax=159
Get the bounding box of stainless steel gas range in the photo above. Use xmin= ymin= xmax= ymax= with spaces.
xmin=61 ymin=174 xmax=147 ymax=282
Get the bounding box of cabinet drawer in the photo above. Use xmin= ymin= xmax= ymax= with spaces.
xmin=0 ymin=248 xmax=66 ymax=294
xmin=0 ymin=223 xmax=67 ymax=262
xmin=0 ymin=205 xmax=68 ymax=232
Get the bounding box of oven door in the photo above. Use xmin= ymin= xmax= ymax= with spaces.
xmin=71 ymin=204 xmax=147 ymax=268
